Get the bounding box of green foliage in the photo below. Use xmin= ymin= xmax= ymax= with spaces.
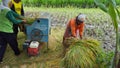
xmin=96 ymin=51 xmax=114 ymax=68
xmin=94 ymin=0 xmax=120 ymax=67
xmin=108 ymin=3 xmax=118 ymax=30
xmin=94 ymin=0 xmax=108 ymax=12
xmin=116 ymin=8 xmax=120 ymax=19
xmin=22 ymin=0 xmax=120 ymax=8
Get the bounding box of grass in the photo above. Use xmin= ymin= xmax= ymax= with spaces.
xmin=0 ymin=28 xmax=64 ymax=68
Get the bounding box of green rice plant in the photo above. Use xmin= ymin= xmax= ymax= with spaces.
xmin=22 ymin=0 xmax=120 ymax=7
xmin=61 ymin=38 xmax=102 ymax=68
xmin=96 ymin=51 xmax=114 ymax=68
xmin=94 ymin=0 xmax=120 ymax=68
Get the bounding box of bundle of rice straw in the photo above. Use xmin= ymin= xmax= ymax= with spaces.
xmin=61 ymin=37 xmax=102 ymax=68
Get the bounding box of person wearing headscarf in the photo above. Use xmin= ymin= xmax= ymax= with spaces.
xmin=62 ymin=13 xmax=86 ymax=56
xmin=0 ymin=0 xmax=26 ymax=63
xmin=63 ymin=13 xmax=86 ymax=40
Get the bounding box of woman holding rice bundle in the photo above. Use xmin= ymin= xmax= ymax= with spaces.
xmin=62 ymin=13 xmax=86 ymax=56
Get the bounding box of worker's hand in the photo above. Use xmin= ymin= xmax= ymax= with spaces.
xmin=22 ymin=20 xmax=27 ymax=23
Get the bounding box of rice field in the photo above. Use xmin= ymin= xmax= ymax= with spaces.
xmin=25 ymin=7 xmax=118 ymax=51
xmin=22 ymin=0 xmax=120 ymax=7
xmin=0 ymin=7 xmax=119 ymax=68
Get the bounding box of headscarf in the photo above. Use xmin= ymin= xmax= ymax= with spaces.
xmin=0 ymin=0 xmax=10 ymax=10
xmin=2 ymin=0 xmax=10 ymax=7
xmin=77 ymin=14 xmax=86 ymax=22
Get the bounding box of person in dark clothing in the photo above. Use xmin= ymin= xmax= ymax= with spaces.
xmin=0 ymin=0 xmax=26 ymax=63
xmin=9 ymin=0 xmax=25 ymax=36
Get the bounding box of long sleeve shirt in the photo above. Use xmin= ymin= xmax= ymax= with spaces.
xmin=0 ymin=8 xmax=23 ymax=33
xmin=6 ymin=10 xmax=23 ymax=24
xmin=63 ymin=18 xmax=84 ymax=39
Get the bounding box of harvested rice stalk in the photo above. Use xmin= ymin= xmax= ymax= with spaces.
xmin=62 ymin=37 xmax=79 ymax=57
xmin=25 ymin=17 xmax=36 ymax=25
xmin=63 ymin=37 xmax=79 ymax=48
xmin=61 ymin=38 xmax=102 ymax=68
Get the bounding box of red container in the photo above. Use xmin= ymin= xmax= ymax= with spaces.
xmin=27 ymin=47 xmax=39 ymax=56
